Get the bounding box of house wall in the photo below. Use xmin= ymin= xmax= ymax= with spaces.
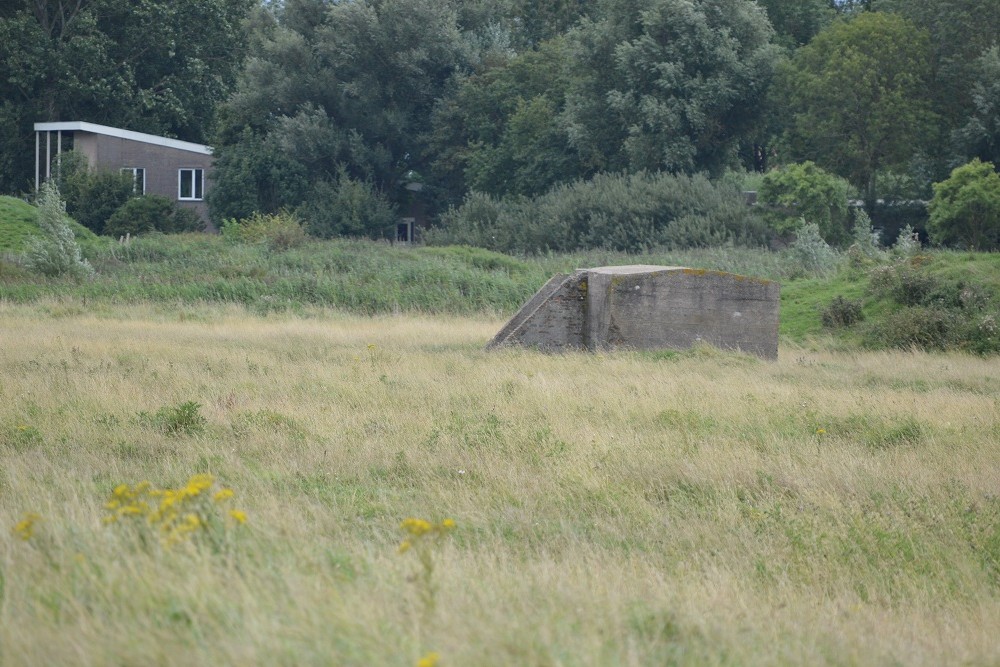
xmin=82 ymin=132 xmax=213 ymax=225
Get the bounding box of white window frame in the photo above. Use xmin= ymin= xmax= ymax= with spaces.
xmin=178 ymin=168 xmax=204 ymax=201
xmin=121 ymin=167 xmax=145 ymax=194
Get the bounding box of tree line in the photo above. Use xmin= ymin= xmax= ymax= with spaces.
xmin=2 ymin=0 xmax=998 ymax=249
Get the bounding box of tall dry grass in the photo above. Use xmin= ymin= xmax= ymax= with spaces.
xmin=1 ymin=300 xmax=999 ymax=665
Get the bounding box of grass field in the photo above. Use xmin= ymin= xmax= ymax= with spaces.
xmin=2 ymin=302 xmax=999 ymax=665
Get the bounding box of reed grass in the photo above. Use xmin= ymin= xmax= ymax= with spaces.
xmin=1 ymin=302 xmax=999 ymax=665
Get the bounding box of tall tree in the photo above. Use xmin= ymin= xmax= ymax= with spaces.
xmin=428 ymin=36 xmax=583 ymax=202
xmin=955 ymin=47 xmax=1000 ymax=167
xmin=563 ymin=0 xmax=780 ymax=177
xmin=874 ymin=0 xmax=1000 ymax=164
xmin=213 ymin=0 xmax=474 ymax=223
xmin=778 ymin=12 xmax=935 ymax=207
xmin=756 ymin=0 xmax=835 ymax=48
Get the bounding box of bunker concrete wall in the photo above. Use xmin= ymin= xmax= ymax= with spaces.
xmin=490 ymin=265 xmax=780 ymax=359
xmin=586 ymin=267 xmax=779 ymax=359
xmin=487 ymin=271 xmax=587 ymax=351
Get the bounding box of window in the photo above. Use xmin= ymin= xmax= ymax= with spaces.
xmin=121 ymin=167 xmax=145 ymax=194
xmin=178 ymin=168 xmax=204 ymax=201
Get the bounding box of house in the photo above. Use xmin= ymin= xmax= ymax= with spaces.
xmin=34 ymin=121 xmax=213 ymax=225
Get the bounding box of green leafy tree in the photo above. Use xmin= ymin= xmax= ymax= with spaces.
xmin=927 ymin=159 xmax=1000 ymax=250
xmin=778 ymin=12 xmax=935 ymax=208
xmin=954 ymin=47 xmax=1000 ymax=166
xmin=755 ymin=0 xmax=835 ymax=48
xmin=759 ymin=161 xmax=852 ymax=245
xmin=428 ymin=36 xmax=583 ymax=202
xmin=216 ymin=0 xmax=474 ymax=223
xmin=874 ymin=0 xmax=1000 ymax=166
xmin=564 ymin=0 xmax=780 ymax=176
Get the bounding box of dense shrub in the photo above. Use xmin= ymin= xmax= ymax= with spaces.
xmin=297 ymin=169 xmax=397 ymax=240
xmin=221 ymin=211 xmax=309 ymax=251
xmin=759 ymin=161 xmax=852 ymax=246
xmin=428 ymin=172 xmax=765 ymax=254
xmin=56 ymin=151 xmax=135 ymax=234
xmin=927 ymin=159 xmax=1000 ymax=250
xmin=865 ymin=306 xmax=959 ymax=351
xmin=822 ymin=296 xmax=864 ymax=328
xmin=104 ymin=195 xmax=205 ymax=238
xmin=864 ymin=257 xmax=999 ymax=353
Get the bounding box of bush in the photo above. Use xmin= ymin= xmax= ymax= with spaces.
xmin=56 ymin=151 xmax=135 ymax=234
xmin=864 ymin=306 xmax=960 ymax=351
xmin=23 ymin=182 xmax=94 ymax=279
xmin=104 ymin=195 xmax=206 ymax=238
xmin=297 ymin=169 xmax=397 ymax=240
xmin=927 ymin=159 xmax=1000 ymax=250
xmin=759 ymin=161 xmax=852 ymax=246
xmin=221 ymin=211 xmax=309 ymax=251
xmin=785 ymin=222 xmax=840 ymax=276
xmin=822 ymin=296 xmax=864 ymax=328
xmin=428 ymin=172 xmax=766 ymax=254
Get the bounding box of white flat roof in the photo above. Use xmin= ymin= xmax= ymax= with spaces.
xmin=34 ymin=121 xmax=212 ymax=155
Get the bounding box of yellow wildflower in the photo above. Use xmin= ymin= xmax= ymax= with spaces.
xmin=229 ymin=509 xmax=247 ymax=524
xmin=12 ymin=512 xmax=42 ymax=541
xmin=401 ymin=518 xmax=432 ymax=536
xmin=398 ymin=539 xmax=412 ymax=554
xmin=416 ymin=652 xmax=440 ymax=667
xmin=816 ymin=428 xmax=826 ymax=435
xmin=441 ymin=518 xmax=456 ymax=530
xmin=213 ymin=488 xmax=234 ymax=502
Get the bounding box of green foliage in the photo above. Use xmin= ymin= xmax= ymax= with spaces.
xmin=846 ymin=208 xmax=885 ymax=267
xmin=759 ymin=162 xmax=852 ymax=245
xmin=297 ymin=170 xmax=397 ymax=240
xmin=927 ymin=159 xmax=1000 ymax=250
xmin=0 ymin=196 xmax=46 ymax=253
xmin=778 ymin=12 xmax=935 ymax=205
xmin=786 ymin=222 xmax=840 ymax=276
xmin=892 ymin=225 xmax=921 ymax=257
xmin=22 ymin=183 xmax=93 ymax=279
xmin=206 ymin=129 xmax=311 ymax=222
xmin=864 ymin=256 xmax=1000 ymax=353
xmin=217 ymin=0 xmax=471 ymax=217
xmin=104 ymin=196 xmax=205 ymax=238
xmin=221 ymin=211 xmax=309 ymax=251
xmin=755 ymin=0 xmax=835 ymax=48
xmin=0 ymin=195 xmax=102 ymax=256
xmin=429 ymin=36 xmax=582 ymax=203
xmin=876 ymin=0 xmax=1000 ymax=164
xmin=138 ymin=401 xmax=207 ymax=436
xmin=955 ymin=47 xmax=1000 ymax=166
xmin=429 ymin=172 xmax=765 ymax=254
xmin=821 ymin=295 xmax=864 ymax=328
xmin=56 ymin=152 xmax=135 ymax=235
xmin=565 ymin=0 xmax=780 ymax=176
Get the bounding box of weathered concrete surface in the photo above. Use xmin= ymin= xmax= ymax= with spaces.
xmin=487 ymin=271 xmax=588 ymax=351
xmin=488 ymin=265 xmax=780 ymax=359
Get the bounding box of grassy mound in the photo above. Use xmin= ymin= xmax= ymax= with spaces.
xmin=0 ymin=194 xmax=104 ymax=254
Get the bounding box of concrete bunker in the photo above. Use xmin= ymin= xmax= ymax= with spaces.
xmin=488 ymin=265 xmax=780 ymax=359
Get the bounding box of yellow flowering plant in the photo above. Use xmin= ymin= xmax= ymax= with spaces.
xmin=103 ymin=473 xmax=247 ymax=549
xmin=11 ymin=512 xmax=42 ymax=541
xmin=398 ymin=517 xmax=456 ymax=618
